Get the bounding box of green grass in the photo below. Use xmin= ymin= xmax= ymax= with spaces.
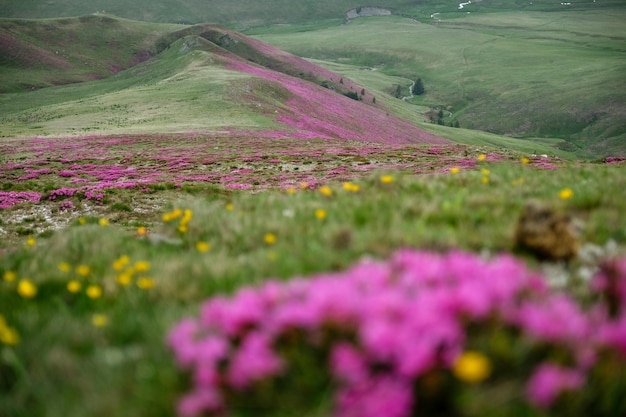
xmin=251 ymin=10 xmax=626 ymax=156
xmin=1 ymin=159 xmax=625 ymax=417
xmin=0 ymin=35 xmax=281 ymax=137
xmin=2 ymin=0 xmax=626 ymax=26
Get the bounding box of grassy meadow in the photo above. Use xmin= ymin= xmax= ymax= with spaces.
xmin=251 ymin=10 xmax=626 ymax=156
xmin=1 ymin=3 xmax=626 ymax=417
xmin=2 ymin=141 xmax=625 ymax=416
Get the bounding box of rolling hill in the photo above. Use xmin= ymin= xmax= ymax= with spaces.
xmin=2 ymin=1 xmax=625 ymax=157
xmin=0 ymin=16 xmax=447 ymax=146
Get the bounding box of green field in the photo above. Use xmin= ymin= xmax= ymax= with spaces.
xmin=250 ymin=10 xmax=626 ymax=156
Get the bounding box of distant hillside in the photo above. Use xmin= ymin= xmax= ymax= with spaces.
xmin=3 ymin=0 xmax=626 ymax=27
xmin=0 ymin=16 xmax=446 ymax=146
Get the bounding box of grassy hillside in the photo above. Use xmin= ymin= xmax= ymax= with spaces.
xmin=0 ymin=15 xmax=183 ymax=93
xmin=0 ymin=17 xmax=453 ymax=148
xmin=2 ymin=0 xmax=625 ymax=26
xmin=0 ymin=15 xmax=582 ymax=157
xmin=251 ymin=9 xmax=626 ymax=156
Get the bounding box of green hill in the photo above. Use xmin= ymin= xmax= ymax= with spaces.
xmin=2 ymin=4 xmax=625 ymax=157
xmin=0 ymin=16 xmax=453 ymax=147
xmin=2 ymin=0 xmax=625 ymax=27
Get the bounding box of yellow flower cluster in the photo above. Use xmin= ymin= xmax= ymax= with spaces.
xmin=59 ymin=261 xmax=102 ymax=298
xmin=196 ymin=241 xmax=211 ymax=253
xmin=319 ymin=186 xmax=333 ymax=197
xmin=163 ymin=208 xmax=193 ymax=233
xmin=559 ymin=188 xmax=574 ymax=200
xmin=452 ymin=351 xmax=492 ymax=383
xmin=481 ymin=168 xmax=490 ymax=184
xmin=4 ymin=269 xmax=37 ymax=298
xmin=0 ymin=314 xmax=20 ymax=345
xmin=343 ymin=182 xmax=360 ymax=192
xmin=315 ymin=209 xmax=327 ymax=220
xmin=264 ymin=233 xmax=277 ymax=245
xmin=380 ymin=175 xmax=394 ymax=184
xmin=113 ymin=256 xmax=154 ymax=289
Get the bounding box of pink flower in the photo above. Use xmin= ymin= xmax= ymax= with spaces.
xmin=167 ymin=319 xmax=200 ymax=366
xmin=226 ymin=332 xmax=285 ymax=388
xmin=515 ymin=294 xmax=591 ymax=344
xmin=526 ymin=363 xmax=585 ymax=408
xmin=335 ymin=376 xmax=413 ymax=417
xmin=177 ymin=387 xmax=222 ymax=417
xmin=331 ymin=342 xmax=369 ymax=384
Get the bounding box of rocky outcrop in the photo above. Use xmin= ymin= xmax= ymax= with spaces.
xmin=345 ymin=7 xmax=392 ymax=21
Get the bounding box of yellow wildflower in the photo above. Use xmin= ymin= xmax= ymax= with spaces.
xmin=26 ymin=237 xmax=36 ymax=247
xmin=300 ymin=182 xmax=309 ymax=190
xmin=477 ymin=154 xmax=487 ymax=161
xmin=86 ymin=285 xmax=103 ymax=299
xmin=178 ymin=225 xmax=188 ymax=234
xmin=343 ymin=182 xmax=360 ymax=192
xmin=319 ymin=186 xmax=333 ymax=197
xmin=162 ymin=213 xmax=172 ymax=222
xmin=481 ymin=168 xmax=490 ymax=176
xmin=453 ymin=351 xmax=492 ymax=383
xmin=181 ymin=209 xmax=192 ymax=222
xmin=17 ymin=279 xmax=37 ymax=298
xmin=76 ymin=265 xmax=91 ymax=277
xmin=137 ymin=226 xmax=147 ymax=236
xmin=286 ymin=188 xmax=297 ymax=195
xmin=116 ymin=273 xmax=133 ymax=286
xmin=113 ymin=256 xmax=131 ymax=271
xmin=171 ymin=208 xmax=183 ymax=219
xmin=67 ymin=280 xmax=82 ymax=293
xmin=559 ymin=188 xmax=574 ymax=200
xmin=136 ymin=277 xmax=155 ymax=289
xmin=264 ymin=233 xmax=277 ymax=245
xmin=58 ymin=262 xmax=72 ymax=273
xmin=3 ymin=271 xmax=17 ymax=283
xmin=482 ymin=177 xmax=490 ymax=184
xmin=134 ymin=261 xmax=151 ymax=273
xmin=521 ymin=157 xmax=530 ymax=164
xmin=196 ymin=241 xmax=211 ymax=253
xmin=380 ymin=175 xmax=394 ymax=184
xmin=91 ymin=314 xmax=108 ymax=327
xmin=225 ymin=203 xmax=234 ymax=211
xmin=99 ymin=218 xmax=109 ymax=226
xmin=0 ymin=316 xmax=20 ymax=346
xmin=315 ymin=209 xmax=327 ymax=220
xmin=450 ymin=167 xmax=460 ymax=174
xmin=78 ymin=217 xmax=87 ymax=225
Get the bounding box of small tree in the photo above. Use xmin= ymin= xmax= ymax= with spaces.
xmin=412 ymin=78 xmax=425 ymax=95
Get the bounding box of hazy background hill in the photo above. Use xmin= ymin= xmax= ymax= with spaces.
xmin=2 ymin=0 xmax=625 ymax=26
xmin=1 ymin=0 xmax=625 ymax=157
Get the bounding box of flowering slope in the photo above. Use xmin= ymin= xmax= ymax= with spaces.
xmin=0 ymin=133 xmax=522 ymax=209
xmin=168 ymin=250 xmax=626 ymax=417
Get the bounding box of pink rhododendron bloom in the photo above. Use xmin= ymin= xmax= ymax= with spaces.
xmin=526 ymin=363 xmax=585 ymax=408
xmin=335 ymin=376 xmax=413 ymax=417
xmin=226 ymin=332 xmax=285 ymax=388
xmin=515 ymin=294 xmax=590 ymax=344
xmin=331 ymin=342 xmax=369 ymax=384
xmin=177 ymin=387 xmax=222 ymax=417
xmin=167 ymin=318 xmax=200 ymax=366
